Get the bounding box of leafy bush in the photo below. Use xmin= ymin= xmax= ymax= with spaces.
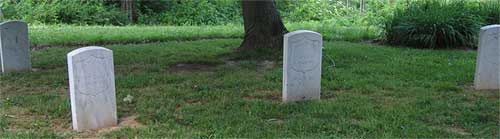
xmin=363 ymin=0 xmax=399 ymax=36
xmin=384 ymin=0 xmax=489 ymax=49
xmin=277 ymin=0 xmax=359 ymax=22
xmin=0 ymin=0 xmax=378 ymax=26
xmin=476 ymin=0 xmax=500 ymax=25
xmin=150 ymin=0 xmax=242 ymax=25
xmin=1 ymin=0 xmax=127 ymax=25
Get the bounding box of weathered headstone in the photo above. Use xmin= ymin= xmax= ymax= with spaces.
xmin=0 ymin=21 xmax=31 ymax=73
xmin=474 ymin=25 xmax=500 ymax=90
xmin=283 ymin=30 xmax=322 ymax=102
xmin=67 ymin=46 xmax=117 ymax=131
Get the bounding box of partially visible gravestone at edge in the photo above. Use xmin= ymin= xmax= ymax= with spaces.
xmin=474 ymin=25 xmax=500 ymax=90
xmin=283 ymin=30 xmax=322 ymax=102
xmin=67 ymin=46 xmax=117 ymax=131
xmin=0 ymin=21 xmax=31 ymax=73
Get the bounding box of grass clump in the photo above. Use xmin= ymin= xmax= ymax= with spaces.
xmin=384 ymin=0 xmax=498 ymax=49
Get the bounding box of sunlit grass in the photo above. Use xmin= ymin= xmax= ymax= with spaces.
xmin=1 ymin=39 xmax=497 ymax=138
xmin=29 ymin=21 xmax=378 ymax=46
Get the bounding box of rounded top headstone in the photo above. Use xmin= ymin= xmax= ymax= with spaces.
xmin=67 ymin=46 xmax=112 ymax=57
xmin=481 ymin=24 xmax=500 ymax=31
xmin=285 ymin=30 xmax=322 ymax=38
xmin=0 ymin=20 xmax=27 ymax=26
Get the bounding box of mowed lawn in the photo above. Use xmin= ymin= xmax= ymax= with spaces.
xmin=0 ymin=39 xmax=498 ymax=138
xmin=28 ymin=21 xmax=377 ymax=47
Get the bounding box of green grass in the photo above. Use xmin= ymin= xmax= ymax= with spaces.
xmin=29 ymin=21 xmax=378 ymax=46
xmin=0 ymin=39 xmax=497 ymax=138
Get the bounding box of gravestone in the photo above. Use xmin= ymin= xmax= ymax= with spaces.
xmin=0 ymin=21 xmax=31 ymax=73
xmin=283 ymin=30 xmax=322 ymax=102
xmin=67 ymin=46 xmax=117 ymax=131
xmin=474 ymin=25 xmax=500 ymax=90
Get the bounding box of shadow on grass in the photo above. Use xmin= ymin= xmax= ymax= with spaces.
xmin=220 ymin=47 xmax=283 ymax=61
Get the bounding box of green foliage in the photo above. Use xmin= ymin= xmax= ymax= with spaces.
xmin=383 ymin=0 xmax=492 ymax=49
xmin=136 ymin=0 xmax=243 ymax=25
xmin=476 ymin=0 xmax=500 ymax=25
xmin=0 ymin=115 xmax=8 ymax=131
xmin=363 ymin=0 xmax=399 ymax=36
xmin=154 ymin=0 xmax=242 ymax=25
xmin=1 ymin=0 xmax=242 ymax=25
xmin=281 ymin=0 xmax=345 ymax=21
xmin=1 ymin=0 xmax=127 ymax=25
xmin=1 ymin=0 xmax=382 ymax=26
xmin=277 ymin=0 xmax=366 ymax=25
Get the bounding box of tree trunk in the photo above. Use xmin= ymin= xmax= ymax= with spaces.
xmin=359 ymin=0 xmax=365 ymax=14
xmin=239 ymin=0 xmax=288 ymax=51
xmin=121 ymin=0 xmax=137 ymax=23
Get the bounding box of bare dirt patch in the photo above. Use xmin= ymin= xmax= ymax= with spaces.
xmin=97 ymin=115 xmax=145 ymax=134
xmin=266 ymin=118 xmax=285 ymax=124
xmin=465 ymin=85 xmax=499 ymax=101
xmin=68 ymin=116 xmax=145 ymax=138
xmin=430 ymin=125 xmax=471 ymax=136
xmin=31 ymin=45 xmax=64 ymax=51
xmin=168 ymin=63 xmax=219 ymax=72
xmin=4 ymin=106 xmax=42 ymax=130
xmin=257 ymin=60 xmax=277 ymax=71
xmin=243 ymin=89 xmax=281 ymax=101
xmin=186 ymin=99 xmax=207 ymax=105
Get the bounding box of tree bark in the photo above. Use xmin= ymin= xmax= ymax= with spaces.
xmin=121 ymin=0 xmax=137 ymax=23
xmin=239 ymin=0 xmax=288 ymax=51
xmin=359 ymin=0 xmax=365 ymax=14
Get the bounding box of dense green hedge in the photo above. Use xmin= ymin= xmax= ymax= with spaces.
xmin=140 ymin=0 xmax=242 ymax=25
xmin=1 ymin=0 xmax=127 ymax=25
xmin=384 ymin=0 xmax=500 ymax=49
xmin=1 ymin=0 xmax=376 ymax=26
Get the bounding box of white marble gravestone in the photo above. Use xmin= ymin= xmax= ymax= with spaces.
xmin=283 ymin=30 xmax=322 ymax=102
xmin=67 ymin=46 xmax=117 ymax=131
xmin=0 ymin=21 xmax=31 ymax=73
xmin=474 ymin=25 xmax=500 ymax=90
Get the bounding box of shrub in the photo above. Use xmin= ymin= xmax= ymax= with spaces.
xmin=384 ymin=0 xmax=484 ymax=49
xmin=477 ymin=0 xmax=500 ymax=25
xmin=0 ymin=0 xmax=428 ymax=29
xmin=138 ymin=0 xmax=241 ymax=25
xmin=1 ymin=0 xmax=127 ymax=25
xmin=278 ymin=0 xmax=358 ymax=22
xmin=363 ymin=0 xmax=399 ymax=36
